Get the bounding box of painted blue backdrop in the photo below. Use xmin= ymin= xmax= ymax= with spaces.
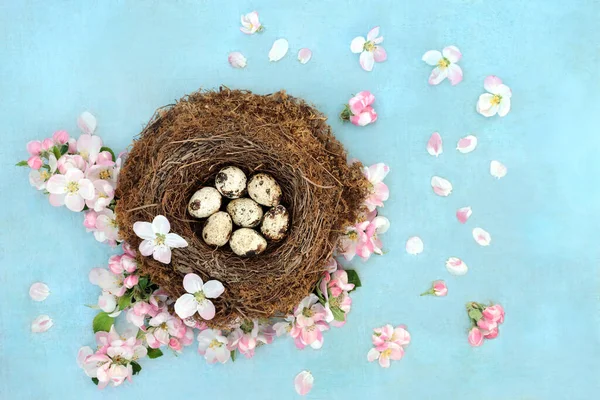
xmin=1 ymin=0 xmax=599 ymax=399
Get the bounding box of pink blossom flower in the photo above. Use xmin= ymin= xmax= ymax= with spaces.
xmin=367 ymin=324 xmax=410 ymax=368
xmin=422 ymin=46 xmax=463 ymax=85
xmin=46 ymin=168 xmax=95 ymax=212
xmin=89 ymin=268 xmax=126 ymax=297
xmin=57 ymin=154 xmax=87 ymax=174
xmin=52 ymin=130 xmax=69 ymax=145
xmin=240 ymin=11 xmax=263 ymax=34
xmin=483 ymin=327 xmax=499 ymax=339
xmin=482 ymin=304 xmax=505 ymax=324
xmin=228 ymin=319 xmax=275 ymax=358
xmin=27 ymin=140 xmax=42 ymax=156
xmin=77 ymin=133 xmax=103 ymax=164
xmin=85 ymin=179 xmax=115 ymax=211
xmin=364 ymin=214 xmax=390 ymax=256
xmin=363 ymin=163 xmax=389 ymax=211
xmin=133 ymin=215 xmax=188 ymax=264
xmin=477 ymin=76 xmax=512 ymax=117
xmin=292 ymin=294 xmax=330 ymax=349
xmin=273 ymin=315 xmax=296 ymax=337
xmin=197 ymin=329 xmax=230 ymax=364
xmin=27 ymin=156 xmax=43 ymax=170
xmin=123 ymin=274 xmax=139 ymax=289
xmin=350 ymin=27 xmax=387 ymax=72
xmin=468 ymin=327 xmax=484 ymax=347
xmin=146 ymin=312 xmax=186 ymax=349
xmin=174 ymin=273 xmax=224 ymax=320
xmin=341 ymin=91 xmax=378 ymax=126
xmin=41 ymin=138 xmax=54 ymax=151
xmin=29 ymin=154 xmax=57 ymax=190
xmin=86 ymin=159 xmax=120 ymax=186
xmin=83 ymin=210 xmax=98 ymax=230
xmin=337 ymin=220 xmax=370 ymax=261
xmin=95 ymin=208 xmax=120 ymax=244
xmin=421 ymin=280 xmax=448 ymax=297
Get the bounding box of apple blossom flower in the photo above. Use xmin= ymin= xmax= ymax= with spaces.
xmin=85 ymin=179 xmax=115 ymax=211
xmin=145 ymin=312 xmax=186 ymax=349
xmin=477 ymin=75 xmax=512 ymax=117
xmin=228 ymin=319 xmax=275 ymax=358
xmin=364 ymin=214 xmax=390 ymax=256
xmin=86 ymin=159 xmax=120 ymax=186
xmin=29 ymin=282 xmax=50 ymax=301
xmin=293 ymin=294 xmax=329 ymax=349
xmin=197 ymin=329 xmax=230 ymax=364
xmin=94 ymin=208 xmax=121 ymax=245
xmin=77 ymin=133 xmax=103 ymax=164
xmin=367 ymin=324 xmax=410 ymax=368
xmin=27 ymin=156 xmax=43 ymax=170
xmin=482 ymin=304 xmax=505 ymax=324
xmin=47 ymin=168 xmax=95 ymax=212
xmin=468 ymin=327 xmax=484 ymax=347
xmin=123 ymin=274 xmax=139 ymax=289
xmin=57 ymin=154 xmax=87 ymax=174
xmin=97 ymin=292 xmax=119 ymax=315
xmin=83 ymin=210 xmax=98 ymax=230
xmin=89 ymin=267 xmax=126 ymax=297
xmin=240 ymin=11 xmax=263 ymax=34
xmin=31 ymin=315 xmax=53 ymax=333
xmin=367 ymin=341 xmax=404 ymax=368
xmin=420 ymin=280 xmax=448 ymax=297
xmin=350 ymin=26 xmax=387 ymax=71
xmin=174 ymin=273 xmax=224 ymax=320
xmin=52 ymin=130 xmax=69 ymax=145
xmin=337 ymin=220 xmax=370 ymax=261
xmin=29 ymin=154 xmax=57 ymax=190
xmin=339 ymin=91 xmax=378 ymax=126
xmin=294 ymin=370 xmax=314 ymax=396
xmin=133 ymin=215 xmax=188 ymax=264
xmin=273 ymin=315 xmax=296 ymax=337
xmin=422 ymin=46 xmax=463 ymax=85
xmin=26 ymin=140 xmax=42 ymax=156
xmin=363 ymin=163 xmax=389 ymax=211
xmin=466 ymin=302 xmax=505 ymax=346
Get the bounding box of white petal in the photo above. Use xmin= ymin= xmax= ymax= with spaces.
xmin=294 ymin=370 xmax=314 ymax=396
xmin=174 ymin=293 xmax=198 ymax=319
xmin=203 ymin=280 xmax=225 ymax=299
xmin=31 ymin=315 xmax=53 ymax=333
xmin=152 ymin=215 xmax=171 ymax=234
xmin=442 ymin=45 xmax=462 ymax=63
xmin=297 ymin=48 xmax=312 ymax=64
xmin=98 ymin=293 xmax=117 ymax=313
xmin=165 ymin=233 xmax=188 ymax=248
xmin=490 ymin=160 xmax=507 ymax=179
xmin=65 ymin=193 xmax=85 ymax=212
xmin=422 ymin=50 xmax=442 ymax=65
xmin=366 ymin=26 xmax=380 ymax=41
xmin=269 ymin=39 xmax=289 ymax=62
xmin=367 ymin=348 xmax=380 ymax=362
xmin=228 ymin=52 xmax=247 ymax=69
xmin=133 ymin=221 xmax=154 ymax=240
xmin=359 ymin=51 xmax=374 ymax=71
xmin=77 ymin=111 xmax=97 ymax=135
xmin=183 ymin=273 xmax=204 ymax=294
xmin=498 ymin=97 xmax=511 ymax=117
xmin=472 ymin=228 xmax=491 ymax=246
xmin=197 ymin=299 xmax=216 ymax=320
xmin=350 ymin=36 xmax=366 ymax=53
xmin=456 ymin=206 xmax=472 ymax=224
xmin=153 ymin=245 xmax=172 ymax=264
xmin=456 ymin=135 xmax=478 ymax=153
xmin=445 ymin=257 xmax=468 ymax=276
xmin=431 ymin=176 xmax=453 ymax=196
xmin=373 ymin=216 xmax=390 ymax=234
xmin=427 ymin=132 xmax=443 ymax=157
xmin=405 ymin=236 xmax=423 ymax=255
xmin=139 ymin=240 xmax=155 ymax=256
xmin=29 ymin=282 xmax=50 ymax=302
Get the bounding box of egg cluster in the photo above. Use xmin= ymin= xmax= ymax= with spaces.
xmin=188 ymin=166 xmax=290 ymax=256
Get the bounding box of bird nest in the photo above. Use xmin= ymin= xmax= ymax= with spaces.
xmin=116 ymin=88 xmax=369 ymax=327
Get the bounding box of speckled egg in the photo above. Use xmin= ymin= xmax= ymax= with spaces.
xmin=215 ymin=166 xmax=247 ymax=199
xmin=202 ymin=211 xmax=233 ymax=247
xmin=260 ymin=205 xmax=290 ymax=241
xmin=247 ymin=173 xmax=282 ymax=207
xmin=229 ymin=228 xmax=267 ymax=257
xmin=188 ymin=187 xmax=222 ymax=219
xmin=226 ymin=198 xmax=264 ymax=228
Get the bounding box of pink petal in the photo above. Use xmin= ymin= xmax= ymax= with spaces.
xmin=483 ymin=75 xmax=503 ymax=93
xmin=228 ymin=52 xmax=247 ymax=69
xmin=31 ymin=315 xmax=53 ymax=333
xmin=445 ymin=257 xmax=468 ymax=276
xmin=490 ymin=160 xmax=507 ymax=179
xmin=422 ymin=50 xmax=442 ymax=66
xmin=456 ymin=135 xmax=478 ymax=153
xmin=359 ymin=51 xmax=375 ymax=72
xmin=268 ymin=38 xmax=289 ymax=62
xmin=297 ymin=48 xmax=312 ymax=64
xmin=366 ymin=26 xmax=380 ymax=41
xmin=468 ymin=327 xmax=484 ymax=347
xmin=472 ymin=228 xmax=491 ymax=246
xmin=405 ymin=236 xmax=423 ymax=255
xmin=373 ymin=46 xmax=387 ymax=62
xmin=442 ymin=45 xmax=462 ymax=63
xmin=77 ymin=111 xmax=97 ymax=135
xmin=431 ymin=176 xmax=452 ymax=196
xmin=428 ymin=67 xmax=448 ymax=85
xmin=294 ymin=370 xmax=314 ymax=396
xmin=456 ymin=207 xmax=472 ymax=224
xmin=29 ymin=282 xmax=50 ymax=302
xmin=426 ymin=132 xmax=443 ymax=157
xmin=447 ymin=64 xmax=463 ymax=85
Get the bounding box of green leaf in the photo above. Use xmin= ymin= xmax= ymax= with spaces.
xmin=345 ymin=269 xmax=362 ymax=291
xmin=147 ymin=348 xmax=163 ymax=359
xmin=60 ymin=144 xmax=69 ymax=155
xmin=131 ymin=361 xmax=142 ymax=375
xmin=100 ymin=146 xmax=116 ymax=161
xmin=52 ymin=146 xmax=61 ymax=160
xmin=117 ymin=292 xmax=133 ymax=310
xmin=137 ymin=277 xmax=149 ymax=291
xmin=91 ymin=378 xmax=99 ymax=385
xmin=15 ymin=160 xmax=29 ymax=167
xmin=468 ymin=309 xmax=483 ymax=321
xmin=330 ymin=306 xmax=346 ymax=322
xmin=230 ymin=350 xmax=236 ymax=362
xmin=92 ymin=311 xmax=115 ymax=333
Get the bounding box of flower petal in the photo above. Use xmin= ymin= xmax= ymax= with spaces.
xmin=447 ymin=64 xmax=463 ymax=85
xmin=498 ymin=97 xmax=511 ymax=117
xmin=268 ymin=38 xmax=289 ymax=62
xmin=31 ymin=315 xmax=53 ymax=333
xmin=405 ymin=236 xmax=424 ymax=255
xmin=366 ymin=26 xmax=380 ymax=41
xmin=483 ymin=75 xmax=503 ymax=93
xmin=431 ymin=176 xmax=452 ymax=196
xmin=428 ymin=67 xmax=448 ymax=85
xmin=65 ymin=193 xmax=85 ymax=212
xmin=350 ymin=36 xmax=366 ymax=53
xmin=29 ymin=282 xmax=50 ymax=302
xmin=297 ymin=48 xmax=312 ymax=64
xmin=456 ymin=135 xmax=478 ymax=153
xmin=490 ymin=160 xmax=507 ymax=179
xmin=456 ymin=207 xmax=472 ymax=224
xmin=294 ymin=370 xmax=314 ymax=396
xmin=198 ymin=299 xmax=216 ymax=320
xmin=139 ymin=239 xmax=155 ymax=256
xmin=496 ymin=84 xmax=512 ymax=98
xmin=183 ymin=273 xmax=204 ymax=293
xmin=228 ymin=52 xmax=247 ymax=69
xmin=152 ymin=215 xmax=171 ymax=235
xmin=174 ymin=293 xmax=198 ymax=319
xmin=472 ymin=228 xmax=491 ymax=246
xmin=477 ymin=94 xmax=499 ymax=117
xmin=359 ymin=51 xmax=375 ymax=71
xmin=367 ymin=348 xmax=380 ymax=362
xmin=153 ymin=245 xmax=172 ymax=264
xmin=442 ymin=45 xmax=461 ymax=63
xmin=373 ymin=216 xmax=390 ymax=234
xmin=46 ymin=174 xmax=67 ymax=194
xmin=77 ymin=111 xmax=97 ymax=135
xmin=427 ymin=132 xmax=443 ymax=157
xmin=445 ymin=257 xmax=468 ymax=276
xmin=373 ymin=46 xmax=387 ymax=62
xmin=165 ymin=233 xmax=188 ymax=248
xmin=203 ymin=280 xmax=225 ymax=299
xmin=422 ymin=50 xmax=442 ymax=65
xmin=133 ymin=222 xmax=154 ymax=240
xmin=78 ymin=179 xmax=95 ymax=200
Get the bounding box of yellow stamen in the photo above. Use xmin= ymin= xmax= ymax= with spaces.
xmin=66 ymin=181 xmax=79 ymax=194
xmin=99 ymin=170 xmax=112 ymax=180
xmin=437 ymin=58 xmax=450 ymax=68
xmin=490 ymin=94 xmax=502 ymax=105
xmin=364 ymin=41 xmax=375 ymax=52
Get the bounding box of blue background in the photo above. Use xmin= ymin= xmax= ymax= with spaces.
xmin=1 ymin=0 xmax=599 ymax=399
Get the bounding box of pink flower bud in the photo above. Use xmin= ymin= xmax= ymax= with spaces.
xmin=108 ymin=254 xmax=124 ymax=274
xmin=482 ymin=304 xmax=505 ymax=324
xmin=68 ymin=137 xmax=77 ymax=153
xmin=483 ymin=327 xmax=499 ymax=339
xmin=432 ymin=280 xmax=448 ymax=296
xmin=124 ymin=275 xmax=139 ymax=289
xmin=26 ymin=140 xmax=42 ymax=156
xmin=52 ymin=130 xmax=69 ymax=144
xmin=120 ymin=255 xmax=137 ymax=273
xmin=27 ymin=156 xmax=43 ymax=170
xmin=477 ymin=317 xmax=497 ymax=332
xmin=83 ymin=210 xmax=98 ymax=230
xmin=169 ymin=338 xmax=183 ymax=352
xmin=122 ymin=241 xmax=136 ymax=257
xmin=97 ymin=151 xmax=113 ymax=163
xmin=41 ymin=138 xmax=55 ymax=150
xmin=468 ymin=327 xmax=484 ymax=347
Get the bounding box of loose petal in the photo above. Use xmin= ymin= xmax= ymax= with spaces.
xmin=269 ymin=39 xmax=289 ymax=62
xmin=29 ymin=282 xmax=50 ymax=302
xmin=406 ymin=236 xmax=423 ymax=255
xmin=297 ymin=48 xmax=312 ymax=64
xmin=456 ymin=135 xmax=478 ymax=153
xmin=294 ymin=370 xmax=314 ymax=396
xmin=77 ymin=111 xmax=97 ymax=135
xmin=431 ymin=176 xmax=453 ymax=196
xmin=427 ymin=132 xmax=443 ymax=157
xmin=31 ymin=315 xmax=53 ymax=333
xmin=446 ymin=257 xmax=468 ymax=276
xmin=490 ymin=161 xmax=507 ymax=179
xmin=456 ymin=207 xmax=472 ymax=224
xmin=228 ymin=52 xmax=247 ymax=68
xmin=472 ymin=228 xmax=491 ymax=246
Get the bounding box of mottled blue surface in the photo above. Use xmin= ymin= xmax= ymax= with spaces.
xmin=1 ymin=0 xmax=599 ymax=399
